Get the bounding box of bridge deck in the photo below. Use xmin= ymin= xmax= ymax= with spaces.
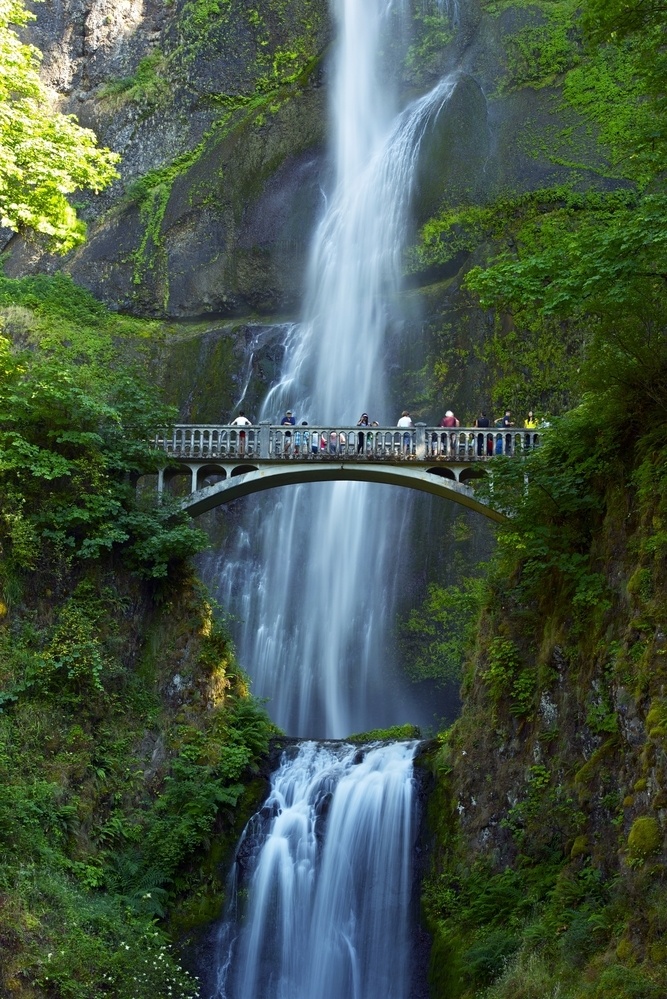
xmin=155 ymin=423 xmax=539 ymax=464
xmin=148 ymin=424 xmax=533 ymax=523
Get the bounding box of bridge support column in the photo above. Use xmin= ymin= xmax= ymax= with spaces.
xmin=157 ymin=467 xmax=165 ymax=496
xmin=415 ymin=423 xmax=426 ymax=460
xmin=259 ymin=421 xmax=271 ymax=459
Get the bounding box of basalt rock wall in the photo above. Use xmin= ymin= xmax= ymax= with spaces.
xmin=6 ymin=0 xmax=579 ymax=328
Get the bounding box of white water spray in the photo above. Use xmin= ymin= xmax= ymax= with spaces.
xmin=213 ymin=740 xmax=418 ymax=999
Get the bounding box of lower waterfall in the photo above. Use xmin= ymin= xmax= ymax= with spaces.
xmin=211 ymin=740 xmax=419 ymax=999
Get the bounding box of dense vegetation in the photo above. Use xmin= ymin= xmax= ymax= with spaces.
xmin=0 ymin=0 xmax=118 ymax=251
xmin=420 ymin=0 xmax=667 ymax=995
xmin=0 ymin=274 xmax=213 ymax=586
xmin=0 ymin=277 xmax=276 ymax=997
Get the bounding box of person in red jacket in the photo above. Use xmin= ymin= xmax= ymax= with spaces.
xmin=439 ymin=410 xmax=459 ymax=427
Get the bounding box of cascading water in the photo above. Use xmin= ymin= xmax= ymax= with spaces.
xmin=212 ymin=740 xmax=419 ymax=999
xmin=206 ymin=0 xmax=460 ymax=739
xmin=201 ymin=4 xmax=464 ymax=995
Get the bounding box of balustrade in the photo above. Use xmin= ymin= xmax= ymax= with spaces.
xmin=154 ymin=425 xmax=540 ymax=462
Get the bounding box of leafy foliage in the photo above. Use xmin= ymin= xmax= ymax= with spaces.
xmin=0 ymin=0 xmax=119 ymax=251
xmin=400 ymin=576 xmax=485 ymax=684
xmin=0 ymin=273 xmax=208 ymax=581
xmin=0 ymin=581 xmax=275 ymax=998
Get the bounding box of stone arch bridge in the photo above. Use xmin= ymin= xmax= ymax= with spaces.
xmin=152 ymin=423 xmax=539 ymax=524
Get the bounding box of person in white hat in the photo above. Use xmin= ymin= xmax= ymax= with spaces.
xmin=439 ymin=410 xmax=460 ymax=428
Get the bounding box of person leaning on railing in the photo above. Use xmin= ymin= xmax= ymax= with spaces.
xmin=397 ymin=410 xmax=413 ymax=455
xmin=230 ymin=410 xmax=252 ymax=455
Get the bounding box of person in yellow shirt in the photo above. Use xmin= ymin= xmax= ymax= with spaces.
xmin=524 ymin=410 xmax=538 ymax=450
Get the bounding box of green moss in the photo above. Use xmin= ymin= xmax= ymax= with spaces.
xmin=628 ymin=566 xmax=654 ymax=603
xmin=503 ymin=17 xmax=581 ymax=91
xmin=346 ymin=723 xmax=420 ymax=743
xmin=646 ymin=699 xmax=667 ymax=740
xmin=98 ymin=51 xmax=171 ymax=111
xmin=627 ymin=816 xmax=662 ymax=860
xmin=404 ymin=9 xmax=453 ymax=81
xmin=570 ymin=834 xmax=589 ymax=858
xmin=573 ymin=737 xmax=619 ymax=797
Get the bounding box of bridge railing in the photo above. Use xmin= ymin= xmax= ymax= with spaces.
xmin=153 ymin=425 xmax=541 ymax=461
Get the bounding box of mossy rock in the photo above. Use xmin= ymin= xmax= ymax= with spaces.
xmin=649 ymin=940 xmax=667 ymax=962
xmin=646 ymin=698 xmax=667 ymax=740
xmin=346 ymin=723 xmax=421 ymax=743
xmin=627 ymin=816 xmax=662 ymax=860
xmin=615 ymin=935 xmax=636 ymax=963
xmin=570 ymin=834 xmax=589 ymax=859
xmin=573 ymin=736 xmax=619 ymax=801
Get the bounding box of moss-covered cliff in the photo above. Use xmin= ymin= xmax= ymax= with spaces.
xmin=422 ymin=414 xmax=667 ymax=997
xmin=417 ymin=0 xmax=667 ymax=989
xmin=0 ymin=275 xmax=277 ymax=998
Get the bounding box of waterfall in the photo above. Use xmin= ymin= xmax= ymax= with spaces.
xmin=206 ymin=0 xmax=460 ymax=738
xmin=212 ymin=740 xmax=419 ymax=999
xmin=199 ymin=4 xmax=465 ymax=996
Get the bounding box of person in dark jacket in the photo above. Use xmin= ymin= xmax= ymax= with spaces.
xmin=280 ymin=409 xmax=295 ymax=453
xmin=474 ymin=411 xmax=490 ymax=456
xmin=356 ymin=412 xmax=370 ymax=453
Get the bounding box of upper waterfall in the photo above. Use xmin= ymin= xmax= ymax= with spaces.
xmin=206 ymin=1 xmax=460 ymax=738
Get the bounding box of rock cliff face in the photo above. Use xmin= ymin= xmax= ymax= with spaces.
xmin=418 ymin=457 xmax=667 ymax=996
xmin=6 ymin=0 xmax=332 ymax=315
xmin=6 ymin=0 xmax=576 ymax=327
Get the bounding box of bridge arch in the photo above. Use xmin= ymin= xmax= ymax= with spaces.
xmin=178 ymin=462 xmax=508 ymax=524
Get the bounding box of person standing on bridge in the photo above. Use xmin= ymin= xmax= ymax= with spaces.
xmin=440 ymin=410 xmax=460 ymax=459
xmin=356 ymin=413 xmax=370 ymax=453
xmin=495 ymin=409 xmax=513 ymax=454
xmin=439 ymin=410 xmax=460 ymax=428
xmin=474 ymin=411 xmax=491 ymax=456
xmin=231 ymin=410 xmax=252 ymax=456
xmin=280 ymin=409 xmax=296 ymax=454
xmin=298 ymin=421 xmax=310 ymax=456
xmin=523 ymin=410 xmax=537 ymax=451
xmin=397 ymin=410 xmax=413 ymax=455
